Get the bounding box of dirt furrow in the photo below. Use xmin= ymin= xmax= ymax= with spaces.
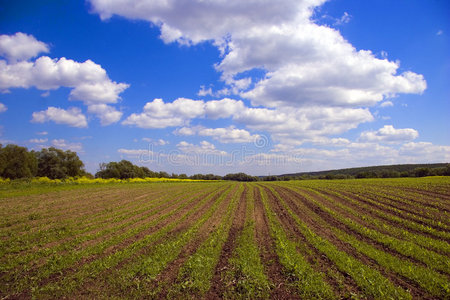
xmin=276 ymin=185 xmax=432 ymax=299
xmin=204 ymin=183 xmax=248 ymax=299
xmin=253 ymin=185 xmax=300 ymax=299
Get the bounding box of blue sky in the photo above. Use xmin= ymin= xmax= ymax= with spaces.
xmin=0 ymin=0 xmax=449 ymax=176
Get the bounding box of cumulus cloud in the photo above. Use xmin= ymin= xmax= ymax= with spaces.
xmin=142 ymin=138 xmax=169 ymax=145
xmin=0 ymin=32 xmax=49 ymax=62
xmin=0 ymin=56 xmax=129 ymax=104
xmin=380 ymin=101 xmax=394 ymax=107
xmin=122 ymin=98 xmax=204 ymax=128
xmin=0 ymin=33 xmax=128 ymax=125
xmin=359 ymin=125 xmax=419 ymax=143
xmin=234 ymin=106 xmax=374 ymax=144
xmin=177 ymin=126 xmax=259 ymax=144
xmin=177 ymin=141 xmax=227 ymax=155
xmin=0 ymin=102 xmax=6 ymax=113
xmin=51 ymin=139 xmax=83 ymax=152
xmin=89 ymin=0 xmax=426 ymax=110
xmin=123 ymin=98 xmax=245 ymax=128
xmin=31 ymin=107 xmax=88 ymax=128
xmin=127 ymin=96 xmax=374 ymax=146
xmin=87 ymin=104 xmax=122 ymax=125
xmin=29 ymin=138 xmax=48 ymax=143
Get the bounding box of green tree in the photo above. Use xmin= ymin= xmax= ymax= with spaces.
xmin=96 ymin=160 xmax=157 ymax=179
xmin=35 ymin=147 xmax=85 ymax=179
xmin=0 ymin=144 xmax=38 ymax=179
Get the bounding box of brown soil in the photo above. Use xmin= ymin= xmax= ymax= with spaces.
xmin=275 ymin=185 xmax=433 ymax=299
xmin=311 ymin=187 xmax=450 ymax=242
xmin=338 ymin=188 xmax=450 ymax=226
xmin=33 ymin=185 xmax=228 ymax=295
xmin=146 ymin=183 xmax=240 ymax=299
xmin=78 ymin=184 xmax=240 ymax=299
xmin=262 ymin=185 xmax=361 ymax=299
xmin=204 ymin=183 xmax=248 ymax=299
xmin=253 ymin=185 xmax=301 ymax=299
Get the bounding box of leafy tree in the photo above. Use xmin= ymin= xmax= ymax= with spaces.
xmin=0 ymin=144 xmax=38 ymax=179
xmin=96 ymin=160 xmax=159 ymax=179
xmin=35 ymin=147 xmax=85 ymax=179
xmin=223 ymin=172 xmax=258 ymax=182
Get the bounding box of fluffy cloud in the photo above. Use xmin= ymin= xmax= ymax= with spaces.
xmin=89 ymin=0 xmax=426 ymax=110
xmin=0 ymin=33 xmax=128 ymax=125
xmin=0 ymin=32 xmax=49 ymax=62
xmin=122 ymin=98 xmax=204 ymax=128
xmin=380 ymin=101 xmax=394 ymax=108
xmin=234 ymin=106 xmax=374 ymax=144
xmin=123 ymin=98 xmax=245 ymax=128
xmin=51 ymin=139 xmax=83 ymax=152
xmin=29 ymin=138 xmax=48 ymax=143
xmin=31 ymin=107 xmax=88 ymax=128
xmin=87 ymin=104 xmax=122 ymax=125
xmin=177 ymin=141 xmax=227 ymax=156
xmin=400 ymin=142 xmax=450 ymax=160
xmin=359 ymin=125 xmax=419 ymax=143
xmin=142 ymin=138 xmax=169 ymax=146
xmin=204 ymin=98 xmax=245 ymax=119
xmin=0 ymin=102 xmax=6 ymax=113
xmin=177 ymin=126 xmax=259 ymax=144
xmin=0 ymin=56 xmax=128 ymax=104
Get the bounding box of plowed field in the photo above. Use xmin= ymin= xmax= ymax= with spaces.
xmin=1 ymin=177 xmax=449 ymax=299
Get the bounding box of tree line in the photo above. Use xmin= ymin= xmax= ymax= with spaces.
xmin=0 ymin=144 xmax=225 ymax=181
xmin=1 ymin=143 xmax=449 ymax=181
xmin=0 ymin=144 xmax=89 ymax=180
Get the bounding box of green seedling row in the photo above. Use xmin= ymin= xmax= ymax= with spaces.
xmin=263 ymin=184 xmax=410 ymax=300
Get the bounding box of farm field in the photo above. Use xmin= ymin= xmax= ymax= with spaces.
xmin=1 ymin=177 xmax=449 ymax=299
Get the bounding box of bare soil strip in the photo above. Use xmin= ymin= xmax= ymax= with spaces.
xmin=253 ymin=185 xmax=301 ymax=299
xmin=204 ymin=183 xmax=248 ymax=299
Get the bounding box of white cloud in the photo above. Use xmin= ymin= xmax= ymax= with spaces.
xmin=204 ymin=98 xmax=245 ymax=119
xmin=142 ymin=138 xmax=169 ymax=145
xmin=0 ymin=33 xmax=129 ymax=125
xmin=90 ymin=0 xmax=426 ymax=144
xmin=437 ymin=30 xmax=443 ymax=36
xmin=0 ymin=102 xmax=6 ymax=113
xmin=0 ymin=32 xmax=49 ymax=62
xmin=0 ymin=56 xmax=129 ymax=104
xmin=359 ymin=125 xmax=418 ymax=143
xmin=177 ymin=126 xmax=260 ymax=144
xmin=380 ymin=101 xmax=394 ymax=107
xmin=51 ymin=139 xmax=83 ymax=152
xmin=122 ymin=98 xmax=205 ymax=128
xmin=123 ymin=98 xmax=245 ymax=128
xmin=334 ymin=12 xmax=351 ymax=25
xmin=29 ymin=138 xmax=48 ymax=143
xmin=174 ymin=126 xmax=198 ymax=136
xmin=31 ymin=107 xmax=88 ymax=128
xmin=118 ymin=148 xmax=156 ymax=156
xmin=177 ymin=140 xmax=227 ymax=155
xmin=37 ymin=131 xmax=48 ymax=135
xmin=197 ymin=85 xmax=213 ymax=97
xmin=87 ymin=104 xmax=122 ymax=125
xmin=234 ymin=106 xmax=374 ymax=144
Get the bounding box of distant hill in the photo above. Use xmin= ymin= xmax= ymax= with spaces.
xmin=281 ymin=163 xmax=449 ymax=178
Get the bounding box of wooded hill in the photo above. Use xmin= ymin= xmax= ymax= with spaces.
xmin=281 ymin=163 xmax=450 ymax=179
